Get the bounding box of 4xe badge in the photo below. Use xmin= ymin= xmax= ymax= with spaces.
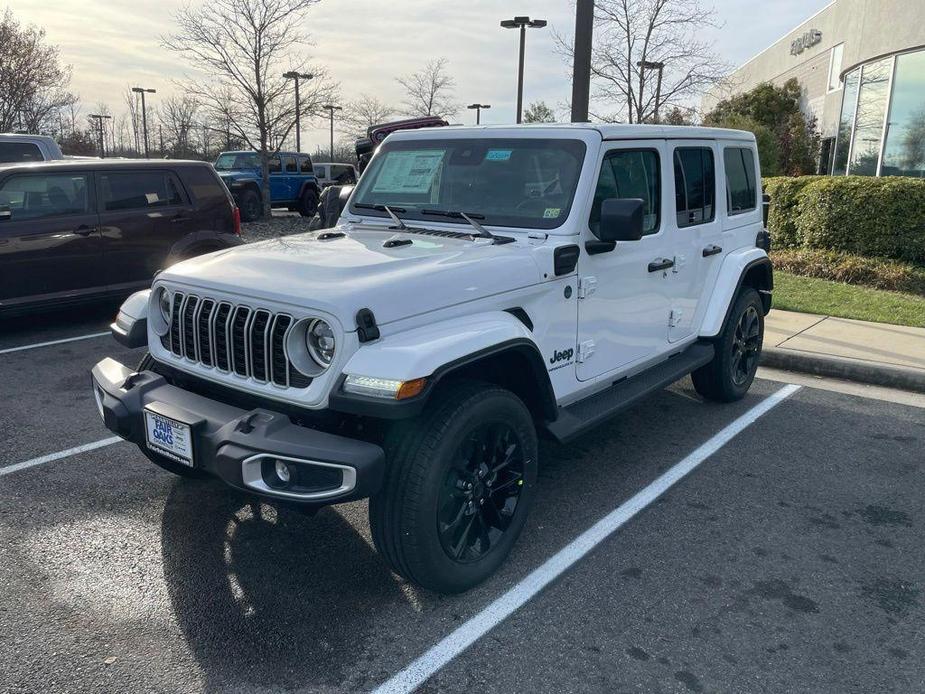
xmin=548 ymin=347 xmax=574 ymax=371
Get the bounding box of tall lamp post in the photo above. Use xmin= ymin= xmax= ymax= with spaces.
xmin=283 ymin=71 xmax=313 ymax=152
xmin=636 ymin=61 xmax=665 ymax=123
xmin=570 ymin=0 xmax=594 ymax=123
xmin=322 ymin=104 xmax=342 ymax=161
xmin=467 ymin=103 xmax=491 ymax=125
xmin=131 ymin=86 xmax=156 ymax=156
xmin=500 ymin=16 xmax=547 ymax=124
xmin=88 ymin=113 xmax=112 ymax=158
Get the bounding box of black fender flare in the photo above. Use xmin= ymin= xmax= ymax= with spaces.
xmin=716 ymin=257 xmax=774 ymax=338
xmin=297 ymin=179 xmax=320 ymax=199
xmin=328 ymin=338 xmax=559 ymax=422
xmin=167 ymin=231 xmax=243 ymax=262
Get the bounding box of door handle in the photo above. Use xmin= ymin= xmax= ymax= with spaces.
xmin=648 ymin=258 xmax=675 ymax=273
xmin=702 ymin=244 xmax=723 ymax=257
xmin=73 ymin=225 xmax=96 ymax=237
xmin=170 ymin=215 xmax=190 ymax=224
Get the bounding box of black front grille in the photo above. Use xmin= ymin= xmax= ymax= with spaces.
xmin=162 ymin=293 xmax=309 ymax=388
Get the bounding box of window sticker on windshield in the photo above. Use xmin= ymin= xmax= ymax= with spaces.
xmin=486 ymin=149 xmax=513 ymax=161
xmin=543 ymin=208 xmax=561 ymax=219
xmin=371 ymin=151 xmax=445 ymax=194
xmin=145 ymin=192 xmax=160 ymax=204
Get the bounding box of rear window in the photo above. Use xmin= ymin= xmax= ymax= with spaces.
xmin=101 ymin=171 xmax=185 ymax=211
xmin=723 ymin=147 xmax=757 ymax=214
xmin=283 ymin=156 xmax=297 ymax=173
xmin=0 ymin=142 xmax=43 ymax=163
xmin=182 ymin=165 xmax=231 ymax=204
xmin=299 ymin=156 xmax=313 ymax=173
xmin=674 ymin=147 xmax=715 ymax=227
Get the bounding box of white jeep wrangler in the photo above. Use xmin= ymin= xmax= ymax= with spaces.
xmin=92 ymin=124 xmax=771 ymax=593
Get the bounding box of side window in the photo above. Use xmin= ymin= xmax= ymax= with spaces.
xmin=299 ymin=156 xmax=313 ymax=173
xmin=333 ymin=165 xmax=355 ymax=183
xmin=589 ymin=149 xmax=661 ymax=236
xmin=723 ymin=147 xmax=757 ymax=215
xmin=101 ymin=171 xmax=185 ymax=211
xmin=0 ymin=142 xmax=43 ymax=164
xmin=283 ymin=156 xmax=297 ymax=173
xmin=0 ymin=173 xmax=91 ymax=220
xmin=674 ymin=147 xmax=715 ymax=227
xmin=268 ymin=157 xmax=282 ymax=174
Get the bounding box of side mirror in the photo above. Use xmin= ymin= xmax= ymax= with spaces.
xmin=597 ymin=198 xmax=645 ymax=242
xmin=0 ymin=205 xmax=11 ymax=221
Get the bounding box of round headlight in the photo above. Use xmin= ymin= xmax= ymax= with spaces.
xmin=306 ymin=319 xmax=336 ymax=367
xmin=158 ymin=290 xmax=172 ymax=324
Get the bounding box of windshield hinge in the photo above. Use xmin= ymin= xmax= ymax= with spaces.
xmin=578 ymin=276 xmax=597 ymax=299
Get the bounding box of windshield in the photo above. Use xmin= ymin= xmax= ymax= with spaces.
xmin=214 ymin=152 xmax=259 ymax=171
xmin=349 ymin=138 xmax=587 ymax=229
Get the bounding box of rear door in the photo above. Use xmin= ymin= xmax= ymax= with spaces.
xmin=281 ymin=155 xmax=300 ymax=200
xmin=665 ymin=141 xmax=722 ymax=342
xmin=0 ymin=170 xmax=102 ymax=305
xmin=98 ymin=169 xmax=193 ymax=287
xmin=576 ymin=141 xmax=672 ymax=381
xmin=268 ymin=156 xmax=287 ymax=202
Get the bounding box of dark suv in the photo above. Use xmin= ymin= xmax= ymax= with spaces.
xmin=214 ymin=150 xmax=320 ymax=222
xmin=0 ymin=159 xmax=242 ymax=316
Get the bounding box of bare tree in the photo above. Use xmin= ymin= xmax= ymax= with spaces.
xmin=0 ymin=9 xmax=77 ymax=133
xmin=556 ymin=0 xmax=729 ymax=123
xmin=164 ymin=0 xmax=336 ymax=215
xmin=343 ymin=94 xmax=395 ymax=139
xmin=396 ymin=58 xmax=459 ymax=119
xmin=158 ymin=94 xmax=199 ymax=158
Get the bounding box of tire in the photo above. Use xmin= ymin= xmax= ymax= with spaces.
xmin=369 ymin=382 xmax=538 ymax=593
xmin=298 ymin=188 xmax=319 ymax=217
xmin=692 ymin=287 xmax=764 ymax=402
xmin=238 ymin=189 xmax=262 ymax=222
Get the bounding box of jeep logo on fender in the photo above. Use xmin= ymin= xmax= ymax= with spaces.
xmin=549 ymin=348 xmax=574 ymax=365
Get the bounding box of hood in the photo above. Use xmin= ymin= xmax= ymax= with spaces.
xmin=158 ymin=226 xmax=544 ymax=329
xmin=218 ymin=169 xmax=259 ymax=182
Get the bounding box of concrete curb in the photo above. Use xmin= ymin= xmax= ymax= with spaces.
xmin=760 ymin=347 xmax=925 ymax=394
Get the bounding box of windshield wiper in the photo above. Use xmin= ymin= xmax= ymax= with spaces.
xmin=421 ymin=209 xmax=498 ymax=241
xmin=353 ymin=203 xmax=408 ymax=229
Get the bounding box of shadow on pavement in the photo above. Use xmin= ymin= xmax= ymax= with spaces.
xmin=160 ymin=479 xmax=405 ymax=691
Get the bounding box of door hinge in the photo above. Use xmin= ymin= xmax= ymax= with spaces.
xmin=669 ymin=308 xmax=683 ymax=328
xmin=578 ymin=276 xmax=597 ymax=299
xmin=578 ymin=339 xmax=595 ymax=363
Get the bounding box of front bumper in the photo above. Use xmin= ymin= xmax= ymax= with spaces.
xmin=90 ymin=357 xmax=385 ymax=506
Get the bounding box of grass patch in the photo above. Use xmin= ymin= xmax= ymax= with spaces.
xmin=774 ymin=272 xmax=925 ymax=328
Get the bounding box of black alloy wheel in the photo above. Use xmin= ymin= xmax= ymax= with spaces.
xmin=438 ymin=423 xmax=526 ymax=563
xmin=732 ymin=305 xmax=761 ymax=386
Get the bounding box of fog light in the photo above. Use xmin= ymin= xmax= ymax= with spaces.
xmin=275 ymin=460 xmax=291 ymax=483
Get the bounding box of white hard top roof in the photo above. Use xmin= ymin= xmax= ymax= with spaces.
xmin=391 ymin=122 xmax=756 ymax=142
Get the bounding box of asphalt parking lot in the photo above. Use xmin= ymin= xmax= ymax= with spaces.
xmin=2 ymin=301 xmax=924 ymax=693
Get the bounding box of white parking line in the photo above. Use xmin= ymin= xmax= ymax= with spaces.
xmin=373 ymin=383 xmax=802 ymax=694
xmin=0 ymin=437 xmax=123 ymax=478
xmin=0 ymin=331 xmax=110 ymax=355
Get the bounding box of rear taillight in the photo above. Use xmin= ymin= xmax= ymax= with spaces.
xmin=232 ymin=206 xmax=241 ymax=236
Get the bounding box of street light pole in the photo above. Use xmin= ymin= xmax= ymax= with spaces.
xmin=322 ymin=104 xmax=342 ymax=161
xmin=132 ymin=87 xmax=157 ymax=156
xmin=636 ymin=61 xmax=665 ymax=123
xmin=501 ymin=16 xmax=547 ymax=124
xmin=283 ymin=71 xmax=313 ymax=152
xmin=88 ymin=114 xmax=112 ymax=158
xmin=570 ymin=0 xmax=594 ymax=123
xmin=467 ymin=103 xmax=491 ymax=125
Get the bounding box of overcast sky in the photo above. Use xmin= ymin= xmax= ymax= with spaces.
xmin=5 ymin=0 xmax=832 ymax=151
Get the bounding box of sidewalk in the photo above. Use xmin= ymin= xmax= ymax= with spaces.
xmin=761 ymin=310 xmax=925 ymax=393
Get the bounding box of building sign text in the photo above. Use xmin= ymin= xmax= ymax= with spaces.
xmin=791 ymin=29 xmax=823 ymax=55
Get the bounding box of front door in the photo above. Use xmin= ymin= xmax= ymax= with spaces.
xmin=576 ymin=141 xmax=672 ymax=381
xmin=97 ymin=169 xmax=193 ymax=287
xmin=0 ymin=170 xmax=102 ymax=306
xmin=665 ymin=142 xmax=722 ymax=342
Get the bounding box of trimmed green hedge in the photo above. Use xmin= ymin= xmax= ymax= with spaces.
xmin=763 ymin=176 xmax=925 ymax=263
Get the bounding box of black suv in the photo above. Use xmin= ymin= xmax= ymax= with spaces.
xmin=0 ymin=159 xmax=242 ymax=316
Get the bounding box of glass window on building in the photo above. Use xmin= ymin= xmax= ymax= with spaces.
xmin=849 ymin=57 xmax=893 ymax=176
xmin=833 ymin=68 xmax=860 ymax=175
xmin=827 ymin=43 xmax=845 ymax=92
xmin=880 ymin=51 xmax=925 ymax=178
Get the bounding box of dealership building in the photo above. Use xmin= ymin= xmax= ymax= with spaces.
xmin=702 ymin=0 xmax=925 ymax=177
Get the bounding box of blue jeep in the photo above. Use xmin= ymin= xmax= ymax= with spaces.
xmin=214 ymin=150 xmax=320 ymax=222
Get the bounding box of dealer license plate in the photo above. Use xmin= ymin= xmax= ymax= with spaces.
xmin=144 ymin=409 xmax=194 ymax=467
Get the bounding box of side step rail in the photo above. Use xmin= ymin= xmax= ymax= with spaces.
xmin=544 ymin=342 xmax=715 ymax=443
